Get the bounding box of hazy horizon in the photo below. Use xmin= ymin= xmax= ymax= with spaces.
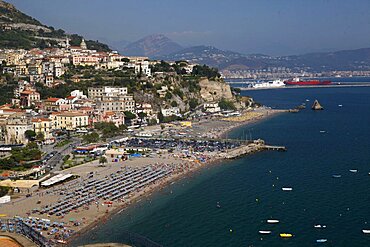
xmin=6 ymin=0 xmax=370 ymax=56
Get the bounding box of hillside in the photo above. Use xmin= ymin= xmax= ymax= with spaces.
xmin=121 ymin=34 xmax=183 ymax=58
xmin=0 ymin=0 xmax=110 ymax=51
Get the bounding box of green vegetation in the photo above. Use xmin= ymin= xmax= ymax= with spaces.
xmin=188 ymin=98 xmax=199 ymax=110
xmin=218 ymin=98 xmax=236 ymax=111
xmin=191 ymin=65 xmax=221 ymax=79
xmin=0 ymin=187 xmax=9 ymax=197
xmin=82 ymin=132 xmax=100 ymax=144
xmin=99 ymin=156 xmax=107 ymax=166
xmin=0 ymin=142 xmax=42 ymax=170
xmin=62 ymin=154 xmax=70 ymax=163
xmin=24 ymin=130 xmax=36 ymax=141
xmin=55 ymin=139 xmax=72 ymax=148
xmin=94 ymin=122 xmax=126 ymax=138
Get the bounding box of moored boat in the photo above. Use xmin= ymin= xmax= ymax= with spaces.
xmin=280 ymin=233 xmax=293 ymax=238
xmin=252 ymin=79 xmax=285 ymax=89
xmin=316 ymin=239 xmax=328 ymax=243
xmin=284 ymin=77 xmax=331 ymax=86
xmin=314 ymin=224 xmax=327 ymax=228
xmin=282 ymin=187 xmax=293 ymax=191
xmin=267 ymin=219 xmax=279 ymax=224
xmin=332 ymin=175 xmax=342 ymax=178
xmin=349 ymin=169 xmax=358 ymax=173
xmin=362 ymin=229 xmax=370 ymax=234
xmin=259 ymin=230 xmax=272 ymax=234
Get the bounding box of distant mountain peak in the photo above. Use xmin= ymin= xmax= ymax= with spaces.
xmin=121 ymin=34 xmax=183 ymax=58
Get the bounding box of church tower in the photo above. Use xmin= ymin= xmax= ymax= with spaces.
xmin=80 ymin=38 xmax=87 ymax=49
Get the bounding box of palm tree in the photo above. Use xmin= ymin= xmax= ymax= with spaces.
xmin=99 ymin=156 xmax=107 ymax=166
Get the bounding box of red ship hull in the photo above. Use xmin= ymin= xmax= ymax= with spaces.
xmin=284 ymin=80 xmax=332 ymax=86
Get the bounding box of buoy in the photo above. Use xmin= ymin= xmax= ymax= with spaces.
xmin=230 ymin=229 xmax=233 ymax=232
xmin=256 ymin=198 xmax=259 ymax=202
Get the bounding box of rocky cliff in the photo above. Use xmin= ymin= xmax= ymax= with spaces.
xmin=199 ymin=78 xmax=233 ymax=102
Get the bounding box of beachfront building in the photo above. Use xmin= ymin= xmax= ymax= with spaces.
xmin=31 ymin=117 xmax=53 ymax=141
xmin=204 ymin=102 xmax=221 ymax=113
xmin=5 ymin=113 xmax=33 ymax=144
xmin=55 ymin=112 xmax=89 ymax=130
xmin=105 ymin=148 xmax=128 ymax=161
xmin=161 ymin=107 xmax=181 ymax=117
xmin=88 ymin=86 xmax=128 ymax=100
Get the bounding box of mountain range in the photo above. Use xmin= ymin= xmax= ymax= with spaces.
xmin=117 ymin=34 xmax=370 ymax=72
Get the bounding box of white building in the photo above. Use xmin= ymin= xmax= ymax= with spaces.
xmin=88 ymin=86 xmax=128 ymax=100
xmin=161 ymin=107 xmax=181 ymax=117
xmin=204 ymin=103 xmax=221 ymax=113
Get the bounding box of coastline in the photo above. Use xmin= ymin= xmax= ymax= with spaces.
xmin=0 ymin=108 xmax=286 ymax=247
xmin=69 ymin=109 xmax=286 ymax=245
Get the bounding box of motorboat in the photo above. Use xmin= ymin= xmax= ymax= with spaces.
xmin=316 ymin=239 xmax=328 ymax=243
xmin=259 ymin=230 xmax=272 ymax=234
xmin=267 ymin=219 xmax=279 ymax=224
xmin=349 ymin=169 xmax=358 ymax=173
xmin=332 ymin=175 xmax=342 ymax=178
xmin=362 ymin=229 xmax=370 ymax=234
xmin=280 ymin=233 xmax=293 ymax=238
xmin=314 ymin=224 xmax=327 ymax=228
xmin=282 ymin=187 xmax=293 ymax=191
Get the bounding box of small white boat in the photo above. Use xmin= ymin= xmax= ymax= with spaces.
xmin=314 ymin=224 xmax=327 ymax=228
xmin=267 ymin=219 xmax=279 ymax=224
xmin=362 ymin=229 xmax=370 ymax=234
xmin=349 ymin=169 xmax=358 ymax=173
xmin=338 ymin=104 xmax=343 ymax=107
xmin=282 ymin=187 xmax=293 ymax=191
xmin=316 ymin=239 xmax=328 ymax=243
xmin=306 ymin=99 xmax=310 ymax=102
xmin=259 ymin=230 xmax=272 ymax=234
xmin=319 ymin=130 xmax=326 ymax=133
xmin=332 ymin=174 xmax=342 ymax=178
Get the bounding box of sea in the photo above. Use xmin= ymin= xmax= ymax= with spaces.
xmin=72 ymin=80 xmax=370 ymax=247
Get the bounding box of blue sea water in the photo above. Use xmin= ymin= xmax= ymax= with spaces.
xmin=72 ymin=86 xmax=370 ymax=247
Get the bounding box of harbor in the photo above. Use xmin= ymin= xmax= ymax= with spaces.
xmin=0 ymin=110 xmax=287 ymax=246
xmin=71 ymin=85 xmax=370 ymax=247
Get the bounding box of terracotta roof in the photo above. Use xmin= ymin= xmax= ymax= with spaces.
xmin=66 ymin=96 xmax=76 ymax=100
xmin=0 ymin=104 xmax=12 ymax=109
xmin=31 ymin=118 xmax=51 ymax=122
xmin=58 ymin=111 xmax=88 ymax=117
xmin=45 ymin=97 xmax=62 ymax=102
xmin=21 ymin=90 xmax=38 ymax=95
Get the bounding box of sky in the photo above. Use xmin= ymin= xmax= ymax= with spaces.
xmin=6 ymin=0 xmax=370 ymax=56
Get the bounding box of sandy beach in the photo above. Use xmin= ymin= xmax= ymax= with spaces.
xmin=0 ymin=108 xmax=286 ymax=245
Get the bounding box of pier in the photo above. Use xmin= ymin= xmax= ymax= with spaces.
xmin=221 ymin=141 xmax=287 ymax=159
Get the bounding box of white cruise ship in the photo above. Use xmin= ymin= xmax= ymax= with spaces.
xmin=251 ymin=79 xmax=285 ymax=89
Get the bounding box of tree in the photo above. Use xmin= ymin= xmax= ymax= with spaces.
xmin=36 ymin=132 xmax=45 ymax=142
xmin=137 ymin=112 xmax=147 ymax=126
xmin=99 ymin=156 xmax=107 ymax=166
xmin=189 ymin=98 xmax=199 ymax=110
xmin=24 ymin=130 xmax=36 ymax=141
xmin=219 ymin=98 xmax=236 ymax=111
xmin=82 ymin=132 xmax=99 ymax=143
xmin=171 ymin=101 xmax=178 ymax=107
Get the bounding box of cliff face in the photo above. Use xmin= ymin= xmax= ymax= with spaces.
xmin=199 ymin=78 xmax=233 ymax=102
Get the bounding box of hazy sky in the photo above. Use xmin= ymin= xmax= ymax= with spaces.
xmin=6 ymin=0 xmax=370 ymax=55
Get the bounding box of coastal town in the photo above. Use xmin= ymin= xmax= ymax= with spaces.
xmin=0 ymin=33 xmax=288 ymax=246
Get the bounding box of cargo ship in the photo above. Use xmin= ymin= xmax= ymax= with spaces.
xmin=284 ymin=78 xmax=332 ymax=86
